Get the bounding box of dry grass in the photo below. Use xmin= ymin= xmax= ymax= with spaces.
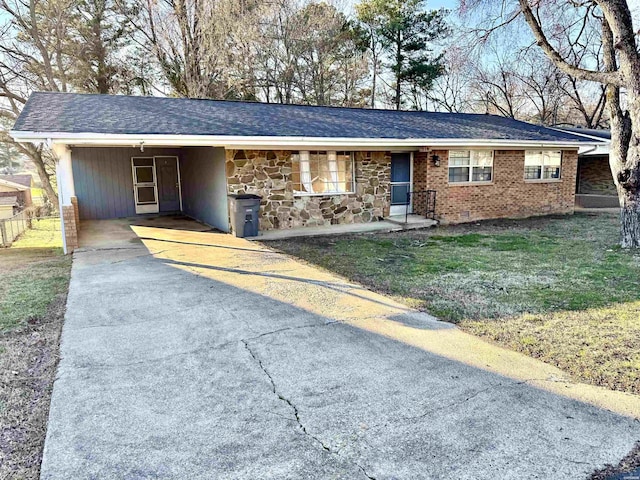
xmin=0 ymin=226 xmax=71 ymax=479
xmin=269 ymin=212 xmax=640 ymax=396
xmin=463 ymin=304 xmax=640 ymax=395
xmin=0 ymin=295 xmax=67 ymax=479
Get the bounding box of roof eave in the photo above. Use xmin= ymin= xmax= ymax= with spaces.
xmin=550 ymin=126 xmax=612 ymax=142
xmin=0 ymin=178 xmax=29 ymax=191
xmin=9 ymin=130 xmax=594 ymax=150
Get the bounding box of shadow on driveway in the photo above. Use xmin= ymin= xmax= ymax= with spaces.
xmin=41 ymin=220 xmax=640 ymax=479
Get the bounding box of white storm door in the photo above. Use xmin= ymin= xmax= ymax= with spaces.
xmin=389 ymin=152 xmax=413 ymax=216
xmin=132 ymin=157 xmax=159 ymax=214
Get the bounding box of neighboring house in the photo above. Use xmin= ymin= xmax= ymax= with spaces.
xmin=0 ymin=175 xmax=32 ymax=217
xmin=0 ymin=196 xmax=19 ymax=220
xmin=11 ymin=92 xmax=598 ymax=253
xmin=556 ymin=127 xmax=618 ymax=208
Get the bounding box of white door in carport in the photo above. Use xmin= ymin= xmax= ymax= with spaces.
xmin=132 ymin=157 xmax=159 ymax=214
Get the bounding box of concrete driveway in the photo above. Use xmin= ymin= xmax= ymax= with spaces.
xmin=42 ymin=218 xmax=640 ymax=479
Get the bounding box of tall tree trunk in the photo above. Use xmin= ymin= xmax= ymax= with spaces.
xmin=371 ymin=53 xmax=377 ymax=108
xmin=395 ymin=31 xmax=402 ymax=110
xmin=17 ymin=142 xmax=58 ymax=206
xmin=514 ymin=0 xmax=640 ymax=246
xmin=32 ymin=150 xmax=58 ymax=207
xmin=619 ymin=188 xmax=640 ymax=247
xmin=602 ymin=16 xmax=640 ymax=248
xmin=611 ymin=92 xmax=640 ymax=248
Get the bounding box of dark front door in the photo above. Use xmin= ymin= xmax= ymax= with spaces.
xmin=156 ymin=156 xmax=181 ymax=212
xmin=390 ymin=153 xmax=411 ymax=215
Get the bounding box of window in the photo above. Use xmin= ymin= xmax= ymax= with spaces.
xmin=448 ymin=150 xmax=493 ymax=183
xmin=525 ymin=151 xmax=562 ymax=180
xmin=291 ymin=151 xmax=354 ymax=194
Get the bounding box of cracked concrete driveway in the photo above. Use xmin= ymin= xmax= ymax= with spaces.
xmin=42 ymin=219 xmax=640 ymax=479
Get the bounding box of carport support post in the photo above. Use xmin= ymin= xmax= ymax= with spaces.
xmin=52 ymin=144 xmax=78 ymax=254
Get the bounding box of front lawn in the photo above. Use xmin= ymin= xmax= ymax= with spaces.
xmin=268 ymin=212 xmax=640 ymax=396
xmin=0 ymin=227 xmax=71 ymax=479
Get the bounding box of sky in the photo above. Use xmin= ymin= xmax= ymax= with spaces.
xmin=343 ymin=0 xmax=640 ymax=19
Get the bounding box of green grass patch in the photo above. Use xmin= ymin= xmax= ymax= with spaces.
xmin=11 ymin=218 xmax=62 ymax=249
xmin=269 ymin=212 xmax=640 ymax=395
xmin=1 ymin=220 xmax=70 ymax=332
xmin=0 ymin=253 xmax=70 ymax=331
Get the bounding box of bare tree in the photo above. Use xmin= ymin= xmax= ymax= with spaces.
xmin=557 ymin=26 xmax=608 ymax=128
xmin=0 ymin=0 xmax=134 ymax=205
xmin=515 ymin=53 xmax=567 ymax=125
xmin=118 ymin=0 xmax=247 ymax=98
xmin=426 ymin=46 xmax=474 ymax=112
xmin=462 ymin=0 xmax=640 ymax=247
xmin=469 ymin=48 xmax=527 ymax=118
xmin=291 ymin=3 xmax=368 ymax=106
xmin=519 ymin=0 xmax=640 ymax=246
xmin=0 ymin=0 xmax=74 ymax=204
xmin=221 ymin=0 xmax=370 ymax=107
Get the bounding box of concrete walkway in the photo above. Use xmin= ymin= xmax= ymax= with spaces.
xmin=42 ymin=219 xmax=640 ymax=479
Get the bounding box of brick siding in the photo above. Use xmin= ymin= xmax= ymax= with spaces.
xmin=414 ymin=149 xmax=577 ymax=224
xmin=224 ymin=148 xmax=578 ymax=230
xmin=62 ymin=197 xmax=79 ymax=252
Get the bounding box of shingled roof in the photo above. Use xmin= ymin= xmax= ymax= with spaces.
xmin=0 ymin=175 xmax=32 ymax=188
xmin=13 ymin=92 xmax=593 ymax=144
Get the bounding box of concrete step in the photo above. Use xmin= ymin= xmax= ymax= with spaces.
xmin=385 ymin=214 xmax=438 ymax=230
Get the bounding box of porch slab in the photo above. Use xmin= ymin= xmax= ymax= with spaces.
xmin=250 ymin=220 xmax=404 ymax=241
xmin=575 ymin=194 xmax=620 ymax=209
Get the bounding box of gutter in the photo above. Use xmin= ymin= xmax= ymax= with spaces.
xmin=9 ymin=131 xmax=596 ymax=150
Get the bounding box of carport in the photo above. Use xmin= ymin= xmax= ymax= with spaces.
xmin=52 ymin=144 xmax=230 ymax=253
xmin=71 ymin=146 xmax=228 ymax=225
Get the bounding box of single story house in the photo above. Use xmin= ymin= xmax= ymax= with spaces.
xmin=0 ymin=175 xmax=32 ymax=218
xmin=10 ymin=92 xmax=598 ymax=253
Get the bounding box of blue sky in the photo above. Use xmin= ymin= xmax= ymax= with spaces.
xmin=426 ymin=0 xmax=457 ymax=9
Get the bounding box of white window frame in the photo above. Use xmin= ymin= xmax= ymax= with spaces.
xmin=292 ymin=150 xmax=356 ymax=196
xmin=448 ymin=150 xmax=494 ymax=184
xmin=524 ymin=150 xmax=562 ymax=182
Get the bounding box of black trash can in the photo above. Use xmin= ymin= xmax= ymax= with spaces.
xmin=228 ymin=194 xmax=262 ymax=238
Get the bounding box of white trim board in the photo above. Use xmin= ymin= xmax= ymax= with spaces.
xmin=9 ymin=131 xmax=595 ymax=150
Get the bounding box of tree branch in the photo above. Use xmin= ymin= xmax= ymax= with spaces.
xmin=517 ymin=0 xmax=622 ymax=86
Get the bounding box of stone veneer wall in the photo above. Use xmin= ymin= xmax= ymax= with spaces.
xmin=226 ymin=150 xmax=391 ymax=230
xmin=413 ymin=149 xmax=578 ymax=223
